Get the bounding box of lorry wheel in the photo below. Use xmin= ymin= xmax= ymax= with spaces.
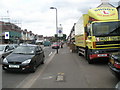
xmin=78 ymin=52 xmax=82 ymax=56
xmin=86 ymin=49 xmax=93 ymax=64
xmin=76 ymin=47 xmax=78 ymax=53
xmin=87 ymin=58 xmax=93 ymax=64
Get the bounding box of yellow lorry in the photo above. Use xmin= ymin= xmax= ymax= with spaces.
xmin=75 ymin=7 xmax=120 ymax=64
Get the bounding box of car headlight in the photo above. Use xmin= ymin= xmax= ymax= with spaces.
xmin=22 ymin=59 xmax=31 ymax=64
xmin=3 ymin=58 xmax=8 ymax=63
xmin=115 ymin=61 xmax=120 ymax=64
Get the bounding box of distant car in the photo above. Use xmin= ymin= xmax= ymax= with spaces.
xmin=51 ymin=42 xmax=60 ymax=49
xmin=2 ymin=44 xmax=45 ymax=73
xmin=0 ymin=44 xmax=15 ymax=63
xmin=108 ymin=52 xmax=120 ymax=79
xmin=43 ymin=41 xmax=51 ymax=46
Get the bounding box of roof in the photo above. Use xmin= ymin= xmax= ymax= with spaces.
xmin=118 ymin=1 xmax=120 ymax=6
xmin=97 ymin=2 xmax=115 ymax=8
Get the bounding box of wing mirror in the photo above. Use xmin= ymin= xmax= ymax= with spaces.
xmin=36 ymin=50 xmax=40 ymax=55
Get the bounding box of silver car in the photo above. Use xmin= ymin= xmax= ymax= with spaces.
xmin=115 ymin=81 xmax=120 ymax=89
xmin=0 ymin=44 xmax=14 ymax=64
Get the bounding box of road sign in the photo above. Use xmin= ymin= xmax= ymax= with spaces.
xmin=5 ymin=32 xmax=9 ymax=39
xmin=58 ymin=25 xmax=63 ymax=37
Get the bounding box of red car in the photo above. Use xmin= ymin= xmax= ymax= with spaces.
xmin=51 ymin=42 xmax=60 ymax=49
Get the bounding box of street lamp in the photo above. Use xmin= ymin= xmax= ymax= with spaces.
xmin=50 ymin=7 xmax=58 ymax=34
xmin=50 ymin=7 xmax=59 ymax=54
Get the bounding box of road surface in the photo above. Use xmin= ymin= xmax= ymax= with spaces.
xmin=2 ymin=45 xmax=119 ymax=88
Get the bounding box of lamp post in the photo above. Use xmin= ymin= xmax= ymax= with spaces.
xmin=50 ymin=7 xmax=59 ymax=54
xmin=50 ymin=7 xmax=58 ymax=34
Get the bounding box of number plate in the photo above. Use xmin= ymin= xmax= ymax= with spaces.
xmin=9 ymin=65 xmax=20 ymax=68
xmin=98 ymin=54 xmax=107 ymax=57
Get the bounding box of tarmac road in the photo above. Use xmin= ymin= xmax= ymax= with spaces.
xmin=16 ymin=44 xmax=119 ymax=88
xmin=2 ymin=44 xmax=119 ymax=88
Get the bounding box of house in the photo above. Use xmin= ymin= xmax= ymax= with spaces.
xmin=0 ymin=21 xmax=21 ymax=44
xmin=117 ymin=1 xmax=120 ymax=19
xmin=97 ymin=0 xmax=115 ymax=8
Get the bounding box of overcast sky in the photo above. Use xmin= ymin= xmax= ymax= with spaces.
xmin=0 ymin=0 xmax=119 ymax=36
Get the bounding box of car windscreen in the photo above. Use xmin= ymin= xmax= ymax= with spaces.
xmin=0 ymin=45 xmax=5 ymax=51
xmin=13 ymin=46 xmax=35 ymax=55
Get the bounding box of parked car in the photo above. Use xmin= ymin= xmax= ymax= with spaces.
xmin=9 ymin=44 xmax=19 ymax=48
xmin=51 ymin=42 xmax=60 ymax=49
xmin=2 ymin=44 xmax=45 ymax=73
xmin=0 ymin=44 xmax=15 ymax=64
xmin=108 ymin=52 xmax=120 ymax=79
xmin=115 ymin=81 xmax=120 ymax=89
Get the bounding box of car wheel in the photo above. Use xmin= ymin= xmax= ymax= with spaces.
xmin=115 ymin=74 xmax=120 ymax=80
xmin=2 ymin=66 xmax=6 ymax=70
xmin=41 ymin=57 xmax=45 ymax=64
xmin=30 ymin=63 xmax=37 ymax=73
xmin=1 ymin=57 xmax=4 ymax=64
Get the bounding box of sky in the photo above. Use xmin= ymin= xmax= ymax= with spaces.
xmin=0 ymin=0 xmax=119 ymax=37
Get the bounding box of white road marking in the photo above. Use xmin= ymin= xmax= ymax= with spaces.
xmin=49 ymin=52 xmax=52 ymax=56
xmin=56 ymin=73 xmax=65 ymax=82
xmin=56 ymin=75 xmax=64 ymax=81
xmin=42 ymin=76 xmax=53 ymax=80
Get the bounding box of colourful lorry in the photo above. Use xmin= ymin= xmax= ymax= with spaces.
xmin=75 ymin=7 xmax=120 ymax=64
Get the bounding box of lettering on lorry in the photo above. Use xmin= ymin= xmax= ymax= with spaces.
xmin=94 ymin=8 xmax=116 ymax=17
xmin=88 ymin=7 xmax=118 ymax=20
xmin=96 ymin=36 xmax=120 ymax=41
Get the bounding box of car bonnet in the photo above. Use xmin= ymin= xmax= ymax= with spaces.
xmin=0 ymin=51 xmax=4 ymax=55
xmin=6 ymin=53 xmax=34 ymax=62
